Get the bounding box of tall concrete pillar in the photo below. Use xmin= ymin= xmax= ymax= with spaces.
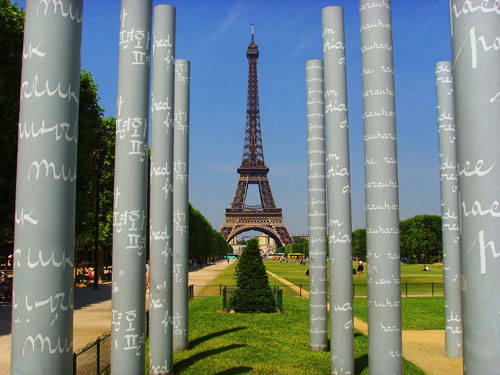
xmin=322 ymin=6 xmax=355 ymax=374
xmin=172 ymin=59 xmax=190 ymax=352
xmin=111 ymin=1 xmax=152 ymax=373
xmin=435 ymin=61 xmax=462 ymax=358
xmin=149 ymin=4 xmax=175 ymax=374
xmin=305 ymin=59 xmax=328 ymax=351
xmin=359 ymin=1 xmax=402 ymax=373
xmin=450 ymin=1 xmax=500 ymax=373
xmin=11 ymin=1 xmax=83 ymax=373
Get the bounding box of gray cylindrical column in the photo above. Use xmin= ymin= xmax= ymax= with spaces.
xmin=322 ymin=6 xmax=355 ymax=373
xmin=111 ymin=1 xmax=152 ymax=373
xmin=149 ymin=5 xmax=175 ymax=374
xmin=450 ymin=2 xmax=500 ymax=373
xmin=172 ymin=59 xmax=190 ymax=352
xmin=11 ymin=1 xmax=83 ymax=373
xmin=435 ymin=61 xmax=462 ymax=358
xmin=359 ymin=1 xmax=402 ymax=373
xmin=305 ymin=59 xmax=328 ymax=351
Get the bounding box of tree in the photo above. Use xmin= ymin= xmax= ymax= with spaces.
xmin=188 ymin=204 xmax=232 ymax=260
xmin=399 ymin=218 xmax=413 ymax=262
xmin=408 ymin=215 xmax=442 ymax=263
xmin=228 ymin=238 xmax=276 ymax=312
xmin=96 ymin=116 xmax=116 ymax=268
xmin=400 ymin=215 xmax=442 ymax=263
xmin=352 ymin=228 xmax=366 ymax=261
xmin=74 ymin=71 xmax=105 ymax=264
xmin=0 ymin=0 xmax=24 ymax=257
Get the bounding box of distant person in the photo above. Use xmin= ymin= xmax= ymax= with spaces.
xmin=357 ymin=261 xmax=364 ymax=276
xmin=305 ymin=268 xmax=309 ymax=277
xmin=422 ymin=265 xmax=430 ymax=271
xmin=0 ymin=271 xmax=10 ymax=300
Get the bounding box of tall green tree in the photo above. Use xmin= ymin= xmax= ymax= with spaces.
xmin=188 ymin=204 xmax=232 ymax=259
xmin=352 ymin=228 xmax=367 ymax=261
xmin=228 ymin=238 xmax=276 ymax=313
xmin=96 ymin=116 xmax=116 ymax=267
xmin=408 ymin=215 xmax=442 ymax=263
xmin=0 ymin=0 xmax=24 ymax=256
xmin=74 ymin=71 xmax=105 ymax=263
xmin=400 ymin=215 xmax=442 ymax=263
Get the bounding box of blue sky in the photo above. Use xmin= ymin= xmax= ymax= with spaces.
xmin=16 ymin=0 xmax=452 ymax=235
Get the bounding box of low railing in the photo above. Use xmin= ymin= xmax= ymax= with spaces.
xmin=351 ymin=282 xmax=444 ymax=297
xmin=73 ymin=286 xmax=195 ymax=374
xmin=222 ymin=285 xmax=283 ymax=312
xmin=73 ymin=333 xmax=111 ymax=375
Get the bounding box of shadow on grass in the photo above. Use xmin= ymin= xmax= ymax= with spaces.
xmin=214 ymin=366 xmax=253 ymax=374
xmin=355 ymin=354 xmax=368 ymax=374
xmin=174 ymin=344 xmax=248 ymax=373
xmin=354 ymin=332 xmax=368 ymax=374
xmin=189 ymin=327 xmax=247 ymax=349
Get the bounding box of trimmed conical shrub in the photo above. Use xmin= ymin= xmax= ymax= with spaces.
xmin=228 ymin=238 xmax=277 ymax=313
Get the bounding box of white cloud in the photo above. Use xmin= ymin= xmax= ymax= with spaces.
xmin=209 ymin=1 xmax=247 ymax=42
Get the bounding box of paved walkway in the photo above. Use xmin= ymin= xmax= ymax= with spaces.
xmin=0 ymin=260 xmax=234 ymax=375
xmin=267 ymin=270 xmax=463 ymax=375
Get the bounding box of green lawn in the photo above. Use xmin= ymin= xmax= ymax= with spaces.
xmin=264 ymin=259 xmax=444 ymax=297
xmin=151 ymin=259 xmax=429 ymax=374
xmin=265 ymin=260 xmax=445 ymax=330
xmin=353 ymin=297 xmax=445 ymax=330
xmin=162 ymin=296 xmax=425 ymax=375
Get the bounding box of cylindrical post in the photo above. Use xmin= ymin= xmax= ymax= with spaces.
xmin=149 ymin=4 xmax=175 ymax=374
xmin=111 ymin=1 xmax=152 ymax=373
xmin=359 ymin=1 xmax=402 ymax=373
xmin=173 ymin=59 xmax=190 ymax=352
xmin=11 ymin=1 xmax=83 ymax=373
xmin=305 ymin=59 xmax=328 ymax=351
xmin=450 ymin=2 xmax=500 ymax=373
xmin=223 ymin=287 xmax=227 ymax=309
xmin=322 ymin=7 xmax=355 ymax=372
xmin=96 ymin=338 xmax=101 ymax=374
xmin=435 ymin=62 xmax=462 ymax=356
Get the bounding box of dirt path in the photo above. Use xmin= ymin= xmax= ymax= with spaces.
xmin=0 ymin=260 xmax=234 ymax=375
xmin=267 ymin=270 xmax=463 ymax=375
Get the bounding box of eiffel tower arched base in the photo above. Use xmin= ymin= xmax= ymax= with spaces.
xmin=220 ymin=210 xmax=294 ymax=248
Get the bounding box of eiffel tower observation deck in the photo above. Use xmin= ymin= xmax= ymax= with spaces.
xmin=220 ymin=26 xmax=294 ymax=248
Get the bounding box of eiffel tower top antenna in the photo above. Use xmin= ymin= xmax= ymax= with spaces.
xmin=241 ymin=24 xmax=264 ymax=171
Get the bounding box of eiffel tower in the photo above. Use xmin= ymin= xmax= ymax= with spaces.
xmin=220 ymin=26 xmax=294 ymax=248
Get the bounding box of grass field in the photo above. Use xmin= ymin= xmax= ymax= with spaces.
xmin=353 ymin=297 xmax=445 ymax=330
xmin=264 ymin=260 xmax=445 ymax=330
xmin=163 ymin=296 xmax=425 ymax=375
xmin=264 ymin=259 xmax=444 ymax=297
xmin=151 ymin=260 xmax=430 ymax=374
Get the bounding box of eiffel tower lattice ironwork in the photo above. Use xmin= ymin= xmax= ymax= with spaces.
xmin=220 ymin=27 xmax=294 ymax=248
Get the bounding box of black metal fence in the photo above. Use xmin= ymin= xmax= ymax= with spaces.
xmin=191 ymin=284 xmax=300 ymax=298
xmin=222 ymin=286 xmax=283 ymax=312
xmin=73 ymin=285 xmax=194 ymax=374
xmin=351 ymin=282 xmax=444 ymax=297
xmin=191 ymin=283 xmax=444 ymax=298
xmin=73 ymin=333 xmax=111 ymax=375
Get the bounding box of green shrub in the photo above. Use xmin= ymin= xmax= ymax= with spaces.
xmin=228 ymin=238 xmax=276 ymax=312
